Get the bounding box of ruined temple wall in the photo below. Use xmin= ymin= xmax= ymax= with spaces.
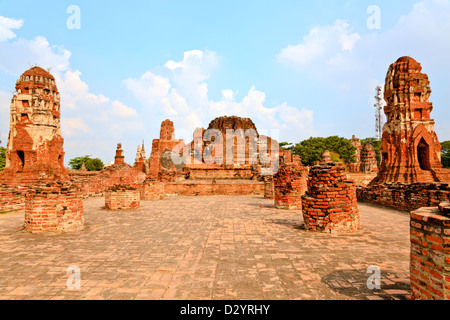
xmin=357 ymin=183 xmax=450 ymax=212
xmin=164 ymin=181 xmax=264 ymax=196
xmin=0 ymin=185 xmax=30 ymax=212
xmin=69 ymin=165 xmax=146 ymax=198
xmin=105 ymin=185 xmax=140 ymax=210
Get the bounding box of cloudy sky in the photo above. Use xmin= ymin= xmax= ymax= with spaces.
xmin=0 ymin=0 xmax=449 ymax=165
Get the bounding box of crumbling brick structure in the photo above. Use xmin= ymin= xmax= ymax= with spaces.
xmin=360 ymin=143 xmax=378 ymax=173
xmin=410 ymin=202 xmax=450 ymax=299
xmin=347 ymin=135 xmax=362 ymax=173
xmin=273 ymin=160 xmax=308 ymax=210
xmin=302 ymin=162 xmax=360 ymax=233
xmin=140 ymin=179 xmax=165 ymax=200
xmin=24 ymin=183 xmax=84 ymax=233
xmin=0 ymin=66 xmax=69 ymax=184
xmin=105 ymin=184 xmax=141 ymax=210
xmin=370 ymin=56 xmax=449 ymax=184
xmin=264 ymin=176 xmax=274 ymax=199
xmin=149 ymin=120 xmax=185 ymax=181
xmin=114 ymin=143 xmax=125 ymax=165
xmin=357 ymin=183 xmax=450 ymax=212
xmin=133 ymin=141 xmax=150 ymax=174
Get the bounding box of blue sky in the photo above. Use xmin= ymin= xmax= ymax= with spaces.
xmin=0 ymin=0 xmax=449 ymax=164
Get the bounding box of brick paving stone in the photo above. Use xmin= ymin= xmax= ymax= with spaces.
xmin=0 ymin=196 xmax=411 ymax=300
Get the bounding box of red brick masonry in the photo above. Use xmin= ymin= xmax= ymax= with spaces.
xmin=273 ymin=162 xmax=308 ymax=210
xmin=357 ymin=183 xmax=450 ymax=212
xmin=24 ymin=183 xmax=84 ymax=233
xmin=410 ymin=202 xmax=450 ymax=300
xmin=301 ymin=162 xmax=360 ymax=233
xmin=105 ymin=185 xmax=141 ymax=210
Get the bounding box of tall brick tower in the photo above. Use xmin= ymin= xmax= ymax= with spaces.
xmin=370 ymin=56 xmax=447 ymax=184
xmin=1 ymin=66 xmax=69 ymax=184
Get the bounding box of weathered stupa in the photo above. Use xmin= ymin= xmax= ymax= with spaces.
xmin=1 ymin=66 xmax=69 ymax=184
xmin=370 ymin=56 xmax=448 ymax=184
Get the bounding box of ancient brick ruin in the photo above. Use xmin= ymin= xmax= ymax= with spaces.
xmin=371 ymin=56 xmax=449 ymax=184
xmin=105 ymin=184 xmax=141 ymax=210
xmin=302 ymin=162 xmax=360 ymax=233
xmin=360 ymin=143 xmax=378 ymax=173
xmin=410 ymin=202 xmax=450 ymax=299
xmin=133 ymin=141 xmax=150 ymax=174
xmin=24 ymin=183 xmax=84 ymax=233
xmin=273 ymin=156 xmax=308 ymax=210
xmin=0 ymin=67 xmax=69 ymax=184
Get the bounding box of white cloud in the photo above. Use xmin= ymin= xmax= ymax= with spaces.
xmin=125 ymin=50 xmax=316 ymax=142
xmin=0 ymin=16 xmax=23 ymax=42
xmin=277 ymin=20 xmax=360 ymax=68
xmin=0 ymin=18 xmax=142 ymax=162
xmin=276 ymin=0 xmax=450 ymax=140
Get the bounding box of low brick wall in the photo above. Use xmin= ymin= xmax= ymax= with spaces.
xmin=105 ymin=185 xmax=141 ymax=210
xmin=273 ymin=162 xmax=308 ymax=210
xmin=302 ymin=162 xmax=360 ymax=233
xmin=357 ymin=183 xmax=450 ymax=212
xmin=69 ymin=164 xmax=146 ymax=198
xmin=140 ymin=180 xmax=165 ymax=200
xmin=0 ymin=184 xmax=30 ymax=212
xmin=410 ymin=203 xmax=450 ymax=300
xmin=24 ymin=183 xmax=84 ymax=233
xmin=164 ymin=180 xmax=263 ymax=196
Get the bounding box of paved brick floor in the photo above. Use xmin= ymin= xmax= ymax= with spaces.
xmin=0 ymin=195 xmax=411 ymax=300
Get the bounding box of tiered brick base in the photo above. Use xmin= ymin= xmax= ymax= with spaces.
xmin=105 ymin=185 xmax=141 ymax=210
xmin=302 ymin=162 xmax=360 ymax=233
xmin=410 ymin=203 xmax=450 ymax=300
xmin=264 ymin=176 xmax=274 ymax=199
xmin=141 ymin=180 xmax=165 ymax=200
xmin=24 ymin=183 xmax=84 ymax=233
xmin=273 ymin=162 xmax=308 ymax=209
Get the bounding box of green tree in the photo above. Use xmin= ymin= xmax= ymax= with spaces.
xmin=441 ymin=141 xmax=450 ymax=154
xmin=289 ymin=136 xmax=356 ymax=166
xmin=442 ymin=153 xmax=450 ymax=169
xmin=85 ymin=158 xmax=104 ymax=171
xmin=279 ymin=142 xmax=292 ymax=150
xmin=361 ymin=137 xmax=382 ymax=165
xmin=0 ymin=144 xmax=5 ymax=171
xmin=69 ymin=155 xmax=104 ymax=171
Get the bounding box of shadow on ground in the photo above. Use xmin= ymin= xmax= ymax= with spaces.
xmin=321 ymin=269 xmax=410 ymax=300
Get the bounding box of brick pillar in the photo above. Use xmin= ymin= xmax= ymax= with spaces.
xmin=301 ymin=162 xmax=360 ymax=233
xmin=264 ymin=176 xmax=274 ymax=199
xmin=410 ymin=202 xmax=450 ymax=300
xmin=24 ymin=183 xmax=84 ymax=233
xmin=105 ymin=184 xmax=141 ymax=210
xmin=273 ymin=162 xmax=308 ymax=209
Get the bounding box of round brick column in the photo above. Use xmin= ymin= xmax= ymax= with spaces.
xmin=273 ymin=162 xmax=308 ymax=209
xmin=301 ymin=162 xmax=360 ymax=233
xmin=24 ymin=183 xmax=84 ymax=233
